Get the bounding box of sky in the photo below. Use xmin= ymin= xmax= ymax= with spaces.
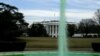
xmin=0 ymin=0 xmax=100 ymax=25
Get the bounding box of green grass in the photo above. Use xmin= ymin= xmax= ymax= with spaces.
xmin=19 ymin=37 xmax=57 ymax=49
xmin=17 ymin=37 xmax=100 ymax=50
xmin=0 ymin=37 xmax=100 ymax=55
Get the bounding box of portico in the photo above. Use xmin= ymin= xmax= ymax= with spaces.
xmin=42 ymin=20 xmax=59 ymax=37
xmin=39 ymin=20 xmax=75 ymax=38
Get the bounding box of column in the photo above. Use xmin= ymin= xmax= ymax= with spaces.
xmin=54 ymin=25 xmax=55 ymax=35
xmin=53 ymin=25 xmax=54 ymax=37
xmin=52 ymin=25 xmax=54 ymax=37
xmin=47 ymin=25 xmax=49 ymax=34
xmin=51 ymin=25 xmax=53 ymax=37
xmin=49 ymin=25 xmax=51 ymax=36
xmin=46 ymin=25 xmax=48 ymax=34
xmin=56 ymin=25 xmax=58 ymax=37
xmin=54 ymin=25 xmax=56 ymax=37
xmin=56 ymin=25 xmax=57 ymax=37
xmin=50 ymin=25 xmax=52 ymax=37
xmin=51 ymin=25 xmax=52 ymax=36
xmin=53 ymin=25 xmax=55 ymax=37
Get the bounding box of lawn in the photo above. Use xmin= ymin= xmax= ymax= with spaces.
xmin=18 ymin=37 xmax=100 ymax=51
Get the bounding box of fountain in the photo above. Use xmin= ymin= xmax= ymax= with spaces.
xmin=58 ymin=0 xmax=68 ymax=56
xmin=1 ymin=0 xmax=100 ymax=56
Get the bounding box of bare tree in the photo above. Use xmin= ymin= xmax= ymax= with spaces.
xmin=94 ymin=9 xmax=100 ymax=24
xmin=78 ymin=19 xmax=96 ymax=37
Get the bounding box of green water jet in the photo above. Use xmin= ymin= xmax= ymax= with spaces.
xmin=58 ymin=0 xmax=68 ymax=56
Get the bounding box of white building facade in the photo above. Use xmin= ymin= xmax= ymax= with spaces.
xmin=41 ymin=20 xmax=59 ymax=37
xmin=39 ymin=20 xmax=75 ymax=37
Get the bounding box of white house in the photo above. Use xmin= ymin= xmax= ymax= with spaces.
xmin=34 ymin=20 xmax=76 ymax=37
